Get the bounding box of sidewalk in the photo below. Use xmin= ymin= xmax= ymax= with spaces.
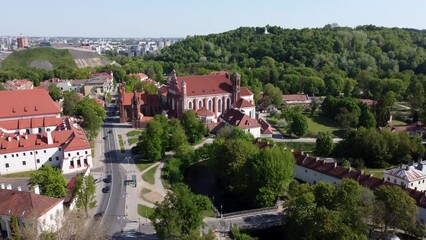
xmin=113 ymin=126 xmax=168 ymax=223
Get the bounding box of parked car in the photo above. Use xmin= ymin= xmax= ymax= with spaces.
xmin=94 ymin=212 xmax=104 ymax=220
xmin=104 ymin=175 xmax=112 ymax=183
xmin=102 ymin=186 xmax=110 ymax=193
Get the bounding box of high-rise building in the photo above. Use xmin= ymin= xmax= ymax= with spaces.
xmin=17 ymin=37 xmax=29 ymax=48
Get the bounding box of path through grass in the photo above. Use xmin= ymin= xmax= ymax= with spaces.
xmin=135 ymin=159 xmax=155 ymax=172
xmin=137 ymin=204 xmax=154 ymax=219
xmin=142 ymin=165 xmax=158 ymax=184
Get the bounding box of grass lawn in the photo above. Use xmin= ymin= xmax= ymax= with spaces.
xmin=135 ymin=159 xmax=155 ymax=172
xmin=126 ymin=130 xmax=144 ymax=138
xmin=137 ymin=204 xmax=154 ymax=219
xmin=304 ymin=114 xmax=343 ymax=137
xmin=128 ymin=138 xmax=139 ymax=145
xmin=1 ymin=47 xmax=76 ymax=69
xmin=117 ymin=135 xmax=125 ymax=153
xmin=142 ymin=165 xmax=158 ymax=184
xmin=388 ymin=120 xmax=407 ymax=126
xmin=362 ymin=165 xmax=396 ymax=179
xmin=3 ymin=170 xmax=36 ymax=178
xmin=277 ymin=142 xmax=316 ymax=152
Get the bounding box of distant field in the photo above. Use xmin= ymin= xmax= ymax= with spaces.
xmin=304 ymin=114 xmax=344 ymax=137
xmin=1 ymin=47 xmax=76 ymax=69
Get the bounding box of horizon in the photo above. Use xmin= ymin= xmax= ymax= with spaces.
xmin=1 ymin=0 xmax=426 ymax=38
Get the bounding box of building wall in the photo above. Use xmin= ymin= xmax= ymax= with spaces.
xmin=245 ymin=127 xmax=261 ymax=139
xmin=62 ymin=149 xmax=92 ymax=174
xmin=418 ymin=206 xmax=426 ymax=224
xmin=383 ymin=173 xmax=426 ymax=191
xmin=238 ymin=106 xmax=256 ymax=118
xmin=185 ymin=94 xmax=232 ymax=118
xmin=57 ymin=82 xmax=80 ymax=92
xmin=295 ymin=164 xmax=342 ymax=185
xmin=0 ymin=147 xmax=62 ymax=175
xmin=35 ymin=200 xmax=64 ymax=233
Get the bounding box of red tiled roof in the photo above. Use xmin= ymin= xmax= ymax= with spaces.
xmin=129 ymin=73 xmax=148 ymax=80
xmin=0 ymin=89 xmax=61 ymax=119
xmin=0 ymin=189 xmax=63 ymax=218
xmin=356 ymin=99 xmax=377 ymax=106
xmin=232 ymin=98 xmax=255 ymax=108
xmin=4 ymin=79 xmax=34 ymax=90
xmin=240 ymin=87 xmax=253 ymax=97
xmin=159 ymin=85 xmax=168 ymax=96
xmin=0 ymin=117 xmax=63 ymax=131
xmin=175 ymin=74 xmax=233 ymax=97
xmin=282 ymin=94 xmax=309 ymax=101
xmin=209 ymin=70 xmax=229 ymax=76
xmin=258 ymin=118 xmax=273 ymax=134
xmin=220 ymin=108 xmax=260 ymax=129
xmin=196 ymin=107 xmax=215 ymax=117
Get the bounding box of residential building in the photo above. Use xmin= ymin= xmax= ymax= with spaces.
xmin=219 ymin=108 xmax=261 ymax=138
xmin=293 ymin=151 xmax=426 ymax=224
xmin=17 ymin=37 xmax=29 ymax=48
xmin=0 ymin=89 xmax=92 ymax=175
xmin=0 ymin=186 xmax=64 ymax=238
xmin=3 ymin=79 xmax=34 ymax=91
xmin=40 ymin=78 xmax=88 ymax=93
xmin=282 ymin=94 xmax=312 ymax=108
xmin=384 ymin=162 xmax=426 ymax=191
xmin=82 ymin=72 xmax=114 ymax=96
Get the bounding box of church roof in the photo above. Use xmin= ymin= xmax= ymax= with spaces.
xmin=175 ymin=74 xmax=232 ymax=97
xmin=232 ymin=98 xmax=255 ymax=108
xmin=196 ymin=107 xmax=215 ymax=117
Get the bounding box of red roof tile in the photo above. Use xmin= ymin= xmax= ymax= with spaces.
xmin=232 ymin=98 xmax=255 ymax=108
xmin=175 ymin=74 xmax=233 ymax=97
xmin=196 ymin=107 xmax=215 ymax=117
xmin=282 ymin=94 xmax=309 ymax=101
xmin=122 ymin=92 xmax=161 ymax=107
xmin=220 ymin=109 xmax=260 ymax=129
xmin=240 ymin=87 xmax=253 ymax=97
xmin=0 ymin=89 xmax=61 ymax=119
xmin=0 ymin=189 xmax=63 ymax=218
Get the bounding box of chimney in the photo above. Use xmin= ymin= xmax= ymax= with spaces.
xmin=17 ymin=186 xmax=22 ymax=191
xmin=0 ymin=183 xmax=5 ymax=189
xmin=33 ymin=185 xmax=40 ymax=195
xmin=6 ymin=184 xmax=12 ymax=190
xmin=16 ymin=135 xmax=19 ymax=141
xmin=7 ymin=136 xmax=11 ymax=142
xmin=24 ymin=134 xmax=28 ymax=140
xmin=47 ymin=131 xmax=53 ymax=145
xmin=419 ymin=163 xmax=424 ymax=171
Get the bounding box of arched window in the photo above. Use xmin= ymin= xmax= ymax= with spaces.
xmin=226 ymin=98 xmax=231 ymax=110
xmin=208 ymin=99 xmax=212 ymax=111
xmin=38 ymin=128 xmax=42 ymax=133
xmin=188 ymin=101 xmax=193 ymax=110
xmin=198 ymin=100 xmax=203 ymax=108
xmin=218 ymin=99 xmax=222 ymax=112
xmin=172 ymin=98 xmax=175 ymax=110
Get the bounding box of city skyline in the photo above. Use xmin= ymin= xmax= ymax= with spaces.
xmin=1 ymin=0 xmax=426 ymax=38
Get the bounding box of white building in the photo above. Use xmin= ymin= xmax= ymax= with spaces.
xmin=384 ymin=162 xmax=426 ymax=191
xmin=0 ymin=186 xmax=64 ymax=238
xmin=0 ymin=89 xmax=92 ymax=175
xmin=219 ymin=108 xmax=261 ymax=138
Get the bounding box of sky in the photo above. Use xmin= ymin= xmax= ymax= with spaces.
xmin=1 ymin=0 xmax=426 ymax=38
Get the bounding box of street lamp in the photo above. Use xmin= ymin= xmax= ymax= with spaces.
xmin=220 ymin=205 xmax=223 ymax=218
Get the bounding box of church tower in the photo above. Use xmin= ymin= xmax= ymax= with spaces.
xmin=231 ymin=72 xmax=241 ymax=103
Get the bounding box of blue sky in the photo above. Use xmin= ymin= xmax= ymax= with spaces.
xmin=1 ymin=0 xmax=425 ymax=37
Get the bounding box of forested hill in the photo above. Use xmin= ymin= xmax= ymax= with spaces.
xmin=156 ymin=25 xmax=426 ymax=99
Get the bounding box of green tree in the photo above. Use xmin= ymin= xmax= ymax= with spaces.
xmin=315 ymin=132 xmax=334 ymax=157
xmin=28 ymin=164 xmax=67 ymax=198
xmin=169 ymin=119 xmax=188 ymax=151
xmin=252 ymin=147 xmax=295 ymax=207
xmin=62 ymin=91 xmax=81 ymax=115
xmin=375 ymin=91 xmax=396 ymax=127
xmin=288 ymin=112 xmax=308 ymax=137
xmin=150 ymin=183 xmax=212 ymax=240
xmin=141 ymin=120 xmax=164 ymax=161
xmin=375 ymin=185 xmax=417 ymax=233
xmin=181 ymin=110 xmax=207 ymax=144
xmin=74 ymin=97 xmax=106 ymax=140
xmin=10 ymin=216 xmax=21 ymax=240
xmin=48 ymin=83 xmax=62 ymax=101
xmin=358 ymin=103 xmax=377 ymax=128
xmin=230 ymin=226 xmax=257 ymax=240
xmin=263 ymin=83 xmax=282 ymax=106
xmin=74 ymin=174 xmax=97 ymax=218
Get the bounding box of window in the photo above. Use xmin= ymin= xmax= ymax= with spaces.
xmin=394 ymin=179 xmax=397 ymax=184
xmin=44 ymin=150 xmax=46 ymax=153
xmin=59 ymin=148 xmax=62 ymax=152
xmin=411 ymin=183 xmax=414 ymax=186
xmin=5 ymin=163 xmax=9 ymax=168
xmin=387 ymin=177 xmax=390 ymax=181
xmin=56 ymin=157 xmax=59 ymax=161
xmin=16 ymin=154 xmax=19 ymax=157
xmin=11 ymin=154 xmax=14 ymax=158
xmin=208 ymin=99 xmax=212 ymax=111
xmin=23 ymin=153 xmax=26 ymax=156
xmin=68 ymin=153 xmax=71 ymax=157
xmin=35 ymin=151 xmax=38 ymax=154
xmin=38 ymin=128 xmax=42 ymax=133
xmin=49 ymin=158 xmax=52 ymax=162
xmin=3 ymin=155 xmax=6 ymax=159
xmin=26 ymin=129 xmax=30 ymax=134
xmin=22 ymin=161 xmax=26 ymax=166
xmin=227 ymin=98 xmax=231 ymax=109
xmin=218 ymin=99 xmax=222 ymax=112
xmin=77 ymin=152 xmax=79 ymax=156
xmin=37 ymin=159 xmax=40 ymax=163
xmin=85 ymin=151 xmax=88 ymax=154
xmin=198 ymin=100 xmax=203 ymax=108
xmin=305 ymin=170 xmax=307 ymax=173
xmin=188 ymin=101 xmax=193 ymax=109
xmin=30 ymin=152 xmax=33 ymax=155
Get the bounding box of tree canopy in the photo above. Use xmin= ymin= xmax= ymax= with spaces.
xmin=28 ymin=164 xmax=67 ymax=198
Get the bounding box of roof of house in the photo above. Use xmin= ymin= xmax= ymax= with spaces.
xmin=4 ymin=79 xmax=34 ymax=90
xmin=122 ymin=92 xmax=161 ymax=107
xmin=196 ymin=107 xmax=215 ymax=117
xmin=174 ymin=74 xmax=233 ymax=97
xmin=0 ymin=117 xmax=91 ymax=154
xmin=257 ymin=118 xmax=273 ymax=134
xmin=0 ymin=116 xmax=62 ymax=131
xmin=232 ymin=98 xmax=255 ymax=109
xmin=240 ymin=87 xmax=253 ymax=97
xmin=0 ymin=189 xmax=63 ymax=219
xmin=356 ymin=99 xmax=377 ymax=106
xmin=384 ymin=163 xmax=426 ymax=182
xmin=0 ymin=89 xmax=61 ymax=119
xmin=220 ymin=108 xmax=260 ymax=129
xmin=282 ymin=94 xmax=310 ymax=102
xmin=390 ymin=122 xmax=424 ymax=133
xmin=294 ymin=151 xmax=426 ymax=208
xmin=129 ymin=73 xmax=148 ymax=80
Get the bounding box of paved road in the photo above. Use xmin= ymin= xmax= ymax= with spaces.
xmin=94 ymin=105 xmax=130 ymax=237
